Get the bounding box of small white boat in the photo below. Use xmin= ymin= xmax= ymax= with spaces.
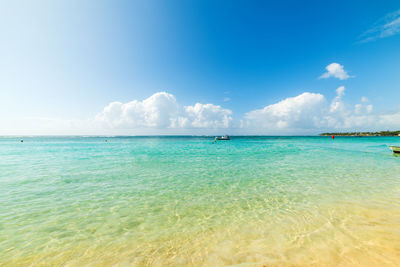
xmin=215 ymin=135 xmax=230 ymax=141
xmin=389 ymin=146 xmax=400 ymax=153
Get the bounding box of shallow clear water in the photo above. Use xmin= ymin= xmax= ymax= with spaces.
xmin=1 ymin=136 xmax=400 ymax=266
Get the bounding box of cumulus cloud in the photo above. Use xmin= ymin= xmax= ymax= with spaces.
xmin=242 ymin=86 xmax=400 ymax=134
xmin=95 ymin=92 xmax=233 ymax=131
xmin=330 ymin=86 xmax=346 ymax=113
xmin=319 ymin=87 xmax=377 ymax=130
xmin=355 ymin=103 xmax=373 ymax=115
xmin=6 ymin=89 xmax=400 ymax=136
xmin=174 ymin=103 xmax=232 ymax=129
xmin=243 ymin=92 xmax=326 ymax=131
xmin=359 ymin=9 xmax=400 ymax=43
xmin=96 ymin=92 xmax=179 ymax=128
xmin=319 ymin=63 xmax=351 ymax=80
xmin=336 ymin=86 xmax=345 ymax=96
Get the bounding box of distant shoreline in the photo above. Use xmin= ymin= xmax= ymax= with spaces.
xmin=1 ymin=133 xmax=400 ymax=137
xmin=320 ymin=131 xmax=400 ymax=136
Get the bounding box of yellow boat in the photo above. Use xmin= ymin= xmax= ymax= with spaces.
xmin=389 ymin=146 xmax=400 ymax=153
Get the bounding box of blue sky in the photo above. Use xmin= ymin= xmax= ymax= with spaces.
xmin=1 ymin=0 xmax=400 ymax=135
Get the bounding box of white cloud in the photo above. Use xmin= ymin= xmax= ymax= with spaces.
xmin=361 ymin=96 xmax=369 ymax=103
xmin=3 ymin=90 xmax=400 ymax=136
xmin=242 ymin=86 xmax=400 ymax=134
xmin=336 ymin=86 xmax=345 ymax=96
xmin=173 ymin=103 xmax=232 ymax=129
xmin=354 ymin=103 xmax=373 ymax=115
xmin=95 ymin=92 xmax=233 ymax=131
xmin=319 ymin=63 xmax=351 ymax=80
xmin=96 ymin=92 xmax=179 ymax=129
xmin=243 ymin=92 xmax=326 ymax=132
xmin=359 ymin=9 xmax=400 ymax=42
xmin=223 ymin=97 xmax=231 ymax=102
xmin=330 ymin=86 xmax=345 ymax=113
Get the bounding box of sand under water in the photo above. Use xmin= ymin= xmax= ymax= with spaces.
xmin=1 ymin=136 xmax=399 ymax=266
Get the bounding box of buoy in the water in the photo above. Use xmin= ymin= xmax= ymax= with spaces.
xmin=20 ymin=139 xmax=24 ymax=143
xmin=331 ymin=135 xmax=335 ymax=139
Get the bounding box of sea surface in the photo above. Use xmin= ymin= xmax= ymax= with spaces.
xmin=1 ymin=136 xmax=400 ymax=266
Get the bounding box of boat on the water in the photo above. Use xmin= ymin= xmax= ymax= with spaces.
xmin=215 ymin=135 xmax=230 ymax=141
xmin=389 ymin=146 xmax=400 ymax=153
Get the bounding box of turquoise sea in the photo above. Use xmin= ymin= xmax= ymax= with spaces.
xmin=1 ymin=136 xmax=400 ymax=266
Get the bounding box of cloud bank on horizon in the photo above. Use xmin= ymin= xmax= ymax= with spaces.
xmin=3 ymin=62 xmax=400 ymax=135
xmin=86 ymin=62 xmax=399 ymax=135
xmin=92 ymin=89 xmax=400 ymax=135
xmin=92 ymin=65 xmax=400 ymax=135
xmin=95 ymin=92 xmax=232 ymax=131
xmin=2 ymin=62 xmax=400 ymax=135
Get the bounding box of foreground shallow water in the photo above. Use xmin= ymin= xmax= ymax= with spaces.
xmin=1 ymin=136 xmax=400 ymax=266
